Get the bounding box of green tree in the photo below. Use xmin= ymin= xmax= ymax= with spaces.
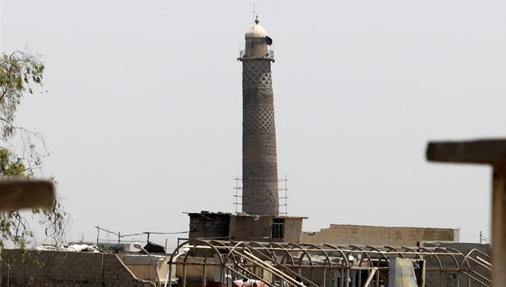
xmin=0 ymin=51 xmax=66 ymax=248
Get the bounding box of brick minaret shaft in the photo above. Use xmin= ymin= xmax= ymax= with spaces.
xmin=239 ymin=18 xmax=279 ymax=216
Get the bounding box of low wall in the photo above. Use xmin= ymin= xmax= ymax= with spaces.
xmin=1 ymin=249 xmax=156 ymax=287
xmin=301 ymin=224 xmax=459 ymax=246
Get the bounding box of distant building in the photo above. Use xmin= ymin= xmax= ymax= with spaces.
xmin=188 ymin=211 xmax=305 ymax=243
xmin=301 ymin=224 xmax=459 ymax=247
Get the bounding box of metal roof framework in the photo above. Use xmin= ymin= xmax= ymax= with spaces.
xmin=163 ymin=240 xmax=491 ymax=287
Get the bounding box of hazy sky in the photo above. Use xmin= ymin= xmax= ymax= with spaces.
xmin=1 ymin=0 xmax=506 ymax=246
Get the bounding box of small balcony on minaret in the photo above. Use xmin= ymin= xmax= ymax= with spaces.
xmin=239 ymin=49 xmax=274 ymax=61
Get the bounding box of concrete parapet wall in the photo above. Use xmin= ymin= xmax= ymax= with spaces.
xmin=1 ymin=249 xmax=156 ymax=287
xmin=175 ymin=256 xmax=217 ymax=283
xmin=301 ymin=224 xmax=459 ymax=247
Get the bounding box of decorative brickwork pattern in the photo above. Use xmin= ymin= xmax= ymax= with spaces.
xmin=243 ymin=106 xmax=275 ymax=135
xmin=242 ymin=58 xmax=279 ymax=216
xmin=242 ymin=60 xmax=272 ymax=89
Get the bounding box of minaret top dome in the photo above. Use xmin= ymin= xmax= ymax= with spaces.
xmin=245 ymin=17 xmax=268 ymax=39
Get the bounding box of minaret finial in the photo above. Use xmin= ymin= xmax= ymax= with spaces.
xmin=253 ymin=0 xmax=259 ymax=24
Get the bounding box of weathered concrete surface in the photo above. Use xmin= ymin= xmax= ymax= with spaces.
xmin=1 ymin=249 xmax=155 ymax=286
xmin=188 ymin=212 xmax=304 ymax=243
xmin=283 ymin=217 xmax=304 ymax=243
xmin=175 ymin=256 xmax=217 ymax=286
xmin=188 ymin=212 xmax=230 ymax=240
xmin=301 ymin=224 xmax=458 ymax=247
xmin=492 ymin=167 xmax=506 ymax=287
xmin=121 ymin=254 xmax=167 ymax=283
xmin=229 ymin=215 xmax=273 ymax=241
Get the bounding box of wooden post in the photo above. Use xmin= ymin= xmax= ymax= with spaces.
xmin=427 ymin=139 xmax=506 ymax=287
xmin=0 ymin=179 xmax=54 ymax=210
xmin=492 ymin=167 xmax=506 ymax=286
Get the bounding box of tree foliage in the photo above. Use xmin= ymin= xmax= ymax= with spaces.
xmin=0 ymin=51 xmax=66 ymax=247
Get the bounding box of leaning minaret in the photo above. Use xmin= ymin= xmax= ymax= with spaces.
xmin=239 ymin=17 xmax=279 ymax=216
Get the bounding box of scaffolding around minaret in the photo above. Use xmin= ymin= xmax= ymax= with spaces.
xmin=238 ymin=18 xmax=279 ymax=216
xmin=233 ymin=176 xmax=289 ymax=215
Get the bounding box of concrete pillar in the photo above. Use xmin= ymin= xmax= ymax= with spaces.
xmin=492 ymin=167 xmax=506 ymax=286
xmin=427 ymin=139 xmax=506 ymax=287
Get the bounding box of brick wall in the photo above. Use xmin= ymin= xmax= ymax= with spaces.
xmin=1 ymin=249 xmax=156 ymax=287
xmin=301 ymin=224 xmax=458 ymax=246
xmin=189 ymin=213 xmax=230 ymax=240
